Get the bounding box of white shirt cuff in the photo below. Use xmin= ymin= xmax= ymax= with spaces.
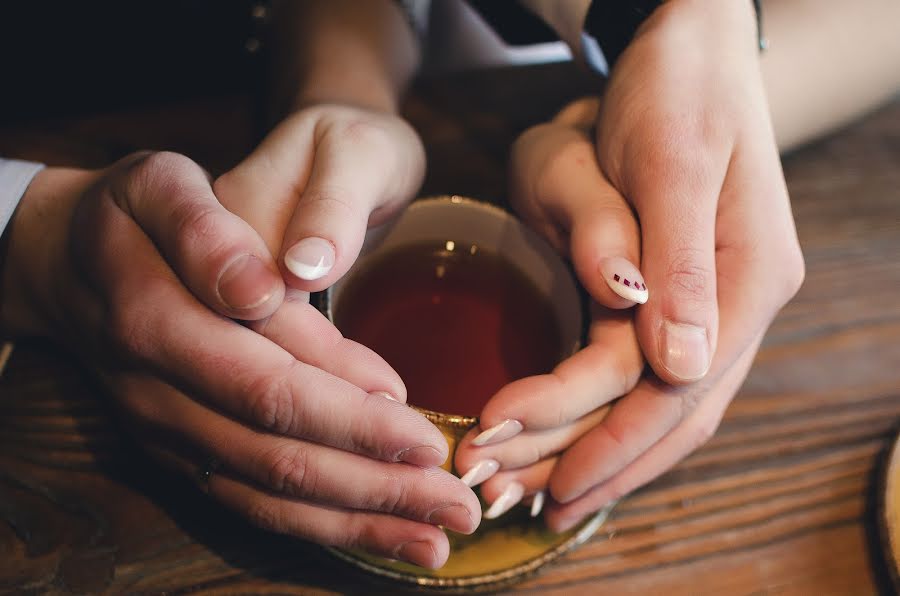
xmin=0 ymin=158 xmax=46 ymax=239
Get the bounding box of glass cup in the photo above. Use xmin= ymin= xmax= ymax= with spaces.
xmin=317 ymin=196 xmax=610 ymax=590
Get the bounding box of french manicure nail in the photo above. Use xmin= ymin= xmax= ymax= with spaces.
xmin=395 ymin=540 xmax=437 ymax=568
xmin=660 ymin=319 xmax=711 ymax=381
xmin=459 ymin=459 xmax=500 ymax=488
xmin=428 ymin=504 xmax=475 ymax=533
xmin=530 ymin=490 xmax=546 ymax=518
xmin=599 ymin=257 xmax=648 ymax=304
xmin=396 ymin=445 xmax=444 ymax=467
xmin=217 ymin=254 xmax=278 ymax=310
xmin=472 ymin=419 xmax=523 ymax=446
xmin=284 ymin=237 xmax=335 ymax=281
xmin=484 ymin=482 xmax=525 ymax=519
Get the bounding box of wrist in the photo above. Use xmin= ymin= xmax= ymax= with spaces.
xmin=639 ymin=0 xmax=758 ymax=56
xmin=268 ymin=0 xmax=418 ymax=118
xmin=292 ymin=71 xmax=400 ymax=115
xmin=0 ymin=167 xmax=96 ymax=339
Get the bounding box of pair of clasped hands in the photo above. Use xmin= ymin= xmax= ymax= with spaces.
xmin=2 ymin=4 xmax=803 ymax=570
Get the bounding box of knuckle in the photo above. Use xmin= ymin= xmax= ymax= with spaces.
xmin=554 ymin=133 xmax=596 ymax=165
xmin=677 ymin=387 xmax=703 ymax=420
xmin=543 ymin=375 xmax=569 ymax=428
xmin=687 ymin=414 xmax=721 ymax=453
xmin=344 ymin=391 xmax=383 ymax=457
xmin=550 ymin=403 xmax=569 ymax=429
xmin=113 ymin=377 xmax=160 ymax=423
xmin=513 ymin=122 xmax=554 ymax=154
xmin=247 ymin=367 xmax=299 ymax=435
xmin=509 ymin=124 xmax=550 ymax=175
xmin=370 ymin=480 xmax=406 ymax=514
xmin=105 ymin=291 xmax=160 ymax=361
xmin=113 ymin=150 xmax=156 ymax=174
xmin=266 ymin=445 xmax=317 ymax=498
xmin=245 ymin=500 xmax=284 ymax=534
xmin=693 ymin=420 xmax=718 ymax=450
xmin=334 ymin=117 xmax=394 ymax=152
xmin=776 ymin=244 xmax=806 ymax=304
xmin=613 ymin=350 xmax=642 ymax=395
xmin=116 ymin=151 xmax=205 ymax=217
xmin=170 ymin=200 xmax=226 ymax=258
xmin=645 ymin=112 xmax=728 ymax=164
xmin=343 ymin=517 xmax=381 ymax=552
xmin=301 ymin=185 xmax=358 ymax=219
xmin=536 ymin=134 xmax=596 ymax=194
xmin=527 ymin=442 xmax=549 ymax=466
xmin=750 ymin=239 xmax=806 ymax=314
xmin=135 ymin=150 xmax=191 ymax=176
xmin=626 ymin=127 xmax=724 ymax=203
xmin=124 ymin=151 xmax=189 ymax=191
xmin=666 ymin=249 xmax=716 ymax=302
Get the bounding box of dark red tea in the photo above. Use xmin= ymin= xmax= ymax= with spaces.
xmin=335 ymin=242 xmax=563 ymax=416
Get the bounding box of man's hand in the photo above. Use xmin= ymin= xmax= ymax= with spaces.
xmin=1 ymin=151 xmax=478 ymax=568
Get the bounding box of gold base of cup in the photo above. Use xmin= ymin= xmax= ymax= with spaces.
xmin=327 ymin=503 xmax=614 ymax=592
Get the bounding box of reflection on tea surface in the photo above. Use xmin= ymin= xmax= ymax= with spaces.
xmin=336 ymin=242 xmax=562 ymax=416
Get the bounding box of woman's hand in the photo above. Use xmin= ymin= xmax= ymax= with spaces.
xmin=544 ymin=0 xmax=805 ymax=531
xmin=0 ymin=151 xmax=478 ymax=568
xmin=459 ymin=0 xmax=805 ymax=531
xmin=453 ymin=101 xmax=646 ymax=519
xmin=214 ymin=103 xmax=425 ymax=292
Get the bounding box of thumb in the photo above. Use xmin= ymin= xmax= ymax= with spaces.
xmin=106 ymin=152 xmax=285 ymax=321
xmin=509 ymin=123 xmax=646 ymax=309
xmin=626 ymin=161 xmax=720 ymax=385
xmin=217 ymin=108 xmax=425 ymax=292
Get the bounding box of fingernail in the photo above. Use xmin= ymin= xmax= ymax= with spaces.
xmin=472 ymin=419 xmax=523 ymax=446
xmin=484 ymin=482 xmax=525 ymax=519
xmin=660 ymin=320 xmax=711 ymax=381
xmin=395 ymin=540 xmax=437 ymax=568
xmin=396 ymin=445 xmax=445 ymax=467
xmin=217 ymin=254 xmax=278 ymax=310
xmin=530 ymin=490 xmax=546 ymax=518
xmin=599 ymin=257 xmax=648 ymax=304
xmin=459 ymin=459 xmax=500 ymax=488
xmin=428 ymin=504 xmax=475 ymax=533
xmin=284 ymin=237 xmax=335 ymax=281
xmin=372 ymin=390 xmax=397 ymax=401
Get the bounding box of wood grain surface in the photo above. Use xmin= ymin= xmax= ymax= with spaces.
xmin=1 ymin=63 xmax=898 ymax=595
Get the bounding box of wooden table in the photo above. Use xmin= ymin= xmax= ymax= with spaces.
xmin=1 ymin=64 xmax=898 ymax=595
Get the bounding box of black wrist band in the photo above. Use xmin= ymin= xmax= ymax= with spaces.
xmin=753 ymin=0 xmax=768 ymax=51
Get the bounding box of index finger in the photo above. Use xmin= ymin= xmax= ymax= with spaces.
xmin=474 ymin=305 xmax=642 ymax=441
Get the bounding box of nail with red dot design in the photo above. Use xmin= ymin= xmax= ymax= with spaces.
xmin=599 ymin=257 xmax=649 ymax=305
